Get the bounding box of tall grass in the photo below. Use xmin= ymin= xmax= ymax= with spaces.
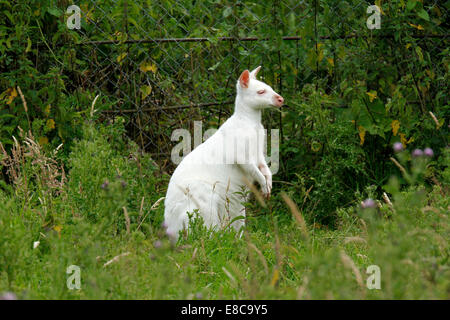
xmin=0 ymin=120 xmax=448 ymax=299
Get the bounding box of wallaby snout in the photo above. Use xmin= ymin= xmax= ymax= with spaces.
xmin=273 ymin=94 xmax=284 ymax=107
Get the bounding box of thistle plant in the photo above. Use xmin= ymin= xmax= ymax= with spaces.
xmin=390 ymin=144 xmax=434 ymax=186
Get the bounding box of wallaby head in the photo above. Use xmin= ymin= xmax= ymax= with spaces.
xmin=236 ymin=66 xmax=284 ymax=110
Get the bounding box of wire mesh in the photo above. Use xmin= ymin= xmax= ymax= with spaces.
xmin=63 ymin=0 xmax=448 ymax=169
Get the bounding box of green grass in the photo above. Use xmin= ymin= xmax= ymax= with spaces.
xmin=0 ymin=122 xmax=448 ymax=299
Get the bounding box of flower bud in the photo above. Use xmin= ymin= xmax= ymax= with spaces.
xmin=393 ymin=142 xmax=403 ymax=153
xmin=411 ymin=149 xmax=424 ymax=158
xmin=0 ymin=292 xmax=17 ymax=300
xmin=423 ymin=147 xmax=434 ymax=158
xmin=362 ymin=198 xmax=376 ymax=209
xmin=153 ymin=240 xmax=162 ymax=249
xmin=101 ymin=180 xmax=109 ymax=190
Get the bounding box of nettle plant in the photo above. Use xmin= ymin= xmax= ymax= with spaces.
xmin=0 ymin=0 xmax=92 ymax=156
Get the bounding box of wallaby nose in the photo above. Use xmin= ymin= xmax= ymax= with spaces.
xmin=274 ymin=95 xmax=284 ymax=107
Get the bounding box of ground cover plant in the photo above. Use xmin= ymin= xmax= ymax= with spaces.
xmin=0 ymin=109 xmax=448 ymax=299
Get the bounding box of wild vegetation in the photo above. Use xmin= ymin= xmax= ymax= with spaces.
xmin=0 ymin=0 xmax=448 ymax=299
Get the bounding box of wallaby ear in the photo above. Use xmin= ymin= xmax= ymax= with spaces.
xmin=249 ymin=66 xmax=261 ymax=79
xmin=239 ymin=70 xmax=250 ymax=88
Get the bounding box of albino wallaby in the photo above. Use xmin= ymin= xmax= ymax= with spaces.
xmin=164 ymin=66 xmax=284 ymax=240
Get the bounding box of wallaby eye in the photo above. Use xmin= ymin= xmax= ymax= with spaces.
xmin=257 ymin=89 xmax=266 ymax=95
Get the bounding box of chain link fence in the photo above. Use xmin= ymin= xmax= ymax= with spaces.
xmin=64 ymin=0 xmax=448 ymax=169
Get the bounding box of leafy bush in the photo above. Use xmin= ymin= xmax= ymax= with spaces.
xmin=66 ymin=120 xmax=167 ymax=235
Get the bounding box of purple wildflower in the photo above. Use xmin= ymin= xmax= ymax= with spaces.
xmin=423 ymin=148 xmax=434 ymax=158
xmin=0 ymin=292 xmax=17 ymax=300
xmin=101 ymin=180 xmax=109 ymax=190
xmin=153 ymin=240 xmax=162 ymax=249
xmin=412 ymin=149 xmax=424 ymax=158
xmin=393 ymin=142 xmax=403 ymax=153
xmin=195 ymin=292 xmax=203 ymax=300
xmin=361 ymin=198 xmax=376 ymax=209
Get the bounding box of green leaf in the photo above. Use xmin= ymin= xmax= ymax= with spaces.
xmin=208 ymin=61 xmax=221 ymax=71
xmin=415 ymin=46 xmax=423 ymax=61
xmin=359 ymin=109 xmax=373 ymax=128
xmin=223 ymin=7 xmax=232 ymax=18
xmin=140 ymin=85 xmax=152 ymax=100
xmin=3 ymin=11 xmax=14 ymax=24
xmin=47 ymin=7 xmax=63 ymax=17
xmin=406 ymin=0 xmax=416 ymax=11
xmin=0 ymin=113 xmax=15 ymax=120
xmin=417 ymin=9 xmax=430 ymax=21
xmin=26 ymin=37 xmax=32 ymax=53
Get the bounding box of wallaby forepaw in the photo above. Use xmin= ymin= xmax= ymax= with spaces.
xmin=262 ymin=183 xmax=271 ymax=200
xmin=265 ymin=177 xmax=272 ymax=200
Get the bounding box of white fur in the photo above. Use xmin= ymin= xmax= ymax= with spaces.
xmin=163 ymin=66 xmax=284 ymax=240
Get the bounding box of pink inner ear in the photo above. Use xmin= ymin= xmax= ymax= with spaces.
xmin=239 ymin=70 xmax=250 ymax=88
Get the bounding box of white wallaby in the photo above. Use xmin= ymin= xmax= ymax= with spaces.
xmin=163 ymin=66 xmax=284 ymax=240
